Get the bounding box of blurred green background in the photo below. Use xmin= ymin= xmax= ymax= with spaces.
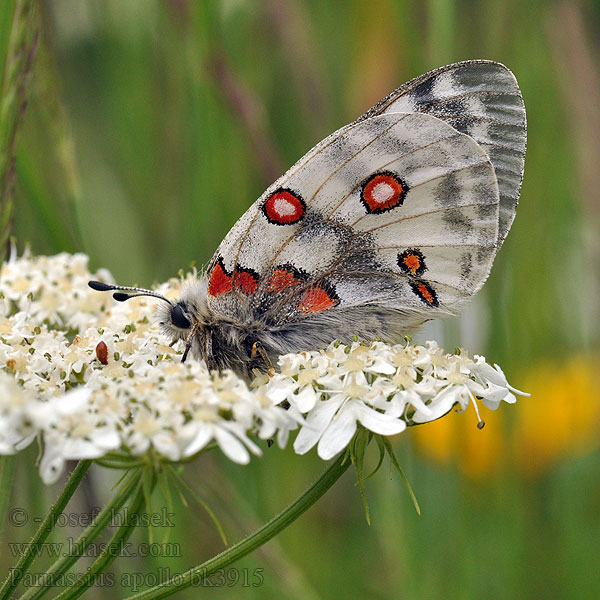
xmin=1 ymin=0 xmax=599 ymax=598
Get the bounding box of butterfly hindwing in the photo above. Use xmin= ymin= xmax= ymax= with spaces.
xmin=205 ymin=61 xmax=525 ymax=343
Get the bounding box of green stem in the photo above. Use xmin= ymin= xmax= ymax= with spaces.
xmin=125 ymin=453 xmax=351 ymax=600
xmin=50 ymin=475 xmax=150 ymax=600
xmin=0 ymin=460 xmax=92 ymax=600
xmin=0 ymin=455 xmax=16 ymax=540
xmin=0 ymin=0 xmax=38 ymax=256
xmin=18 ymin=470 xmax=143 ymax=600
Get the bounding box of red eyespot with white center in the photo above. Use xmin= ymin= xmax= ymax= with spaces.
xmin=263 ymin=188 xmax=306 ymax=225
xmin=360 ymin=171 xmax=408 ymax=214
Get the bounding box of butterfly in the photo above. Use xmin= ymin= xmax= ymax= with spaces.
xmin=89 ymin=60 xmax=526 ymax=378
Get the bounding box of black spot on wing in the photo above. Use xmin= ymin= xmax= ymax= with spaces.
xmin=411 ymin=76 xmax=436 ymax=105
xmin=476 ymin=202 xmax=496 ymax=220
xmin=459 ymin=252 xmax=474 ymax=282
xmin=436 ymin=98 xmax=467 ymax=116
xmin=442 ymin=207 xmax=473 ymax=238
xmin=443 ymin=116 xmax=476 ymax=134
xmin=337 ymin=248 xmax=382 ymax=272
xmin=432 ymin=172 xmax=461 ymax=208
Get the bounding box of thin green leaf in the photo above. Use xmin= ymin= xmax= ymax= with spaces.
xmin=0 ymin=0 xmax=38 ymax=257
xmin=382 ymin=437 xmax=421 ymax=516
xmin=142 ymin=464 xmax=155 ymax=544
xmin=365 ymin=434 xmax=387 ymax=480
xmin=156 ymin=468 xmax=175 ymax=545
xmin=164 ymin=463 xmax=228 ymax=547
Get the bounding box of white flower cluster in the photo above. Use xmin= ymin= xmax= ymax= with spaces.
xmin=0 ymin=250 xmax=525 ymax=483
xmin=261 ymin=340 xmax=524 ymax=460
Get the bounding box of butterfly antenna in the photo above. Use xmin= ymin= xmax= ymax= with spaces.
xmin=88 ymin=280 xmax=172 ymax=305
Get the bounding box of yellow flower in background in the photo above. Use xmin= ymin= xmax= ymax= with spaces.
xmin=513 ymin=357 xmax=600 ymax=476
xmin=412 ymin=356 xmax=600 ymax=478
xmin=411 ymin=402 xmax=505 ymax=478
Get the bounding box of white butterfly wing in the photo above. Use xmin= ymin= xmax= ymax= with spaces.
xmin=204 ymin=61 xmax=525 ymax=342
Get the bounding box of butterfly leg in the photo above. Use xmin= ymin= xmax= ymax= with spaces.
xmin=182 ymin=322 xmax=200 ymax=364
xmin=181 ymin=337 xmax=192 ymax=362
xmin=251 ymin=340 xmax=275 ymax=376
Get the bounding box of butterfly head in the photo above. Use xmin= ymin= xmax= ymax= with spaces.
xmin=87 ymin=280 xmax=201 ymax=362
xmin=168 ymin=301 xmax=192 ymax=330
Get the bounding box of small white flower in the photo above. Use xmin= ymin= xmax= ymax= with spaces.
xmin=31 ymin=388 xmax=121 ymax=484
xmin=181 ymin=417 xmax=261 ymax=464
xmin=471 ymin=357 xmax=529 ymax=408
xmin=294 ymin=370 xmax=406 ymax=459
xmin=0 ymin=373 xmax=37 ymax=453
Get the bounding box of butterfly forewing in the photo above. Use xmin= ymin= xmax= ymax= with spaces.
xmin=205 ymin=60 xmax=524 ymax=344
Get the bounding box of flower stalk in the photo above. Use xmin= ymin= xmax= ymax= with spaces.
xmin=50 ymin=477 xmax=150 ymax=600
xmin=18 ymin=469 xmax=144 ymax=600
xmin=125 ymin=452 xmax=350 ymax=600
xmin=0 ymin=460 xmax=92 ymax=600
